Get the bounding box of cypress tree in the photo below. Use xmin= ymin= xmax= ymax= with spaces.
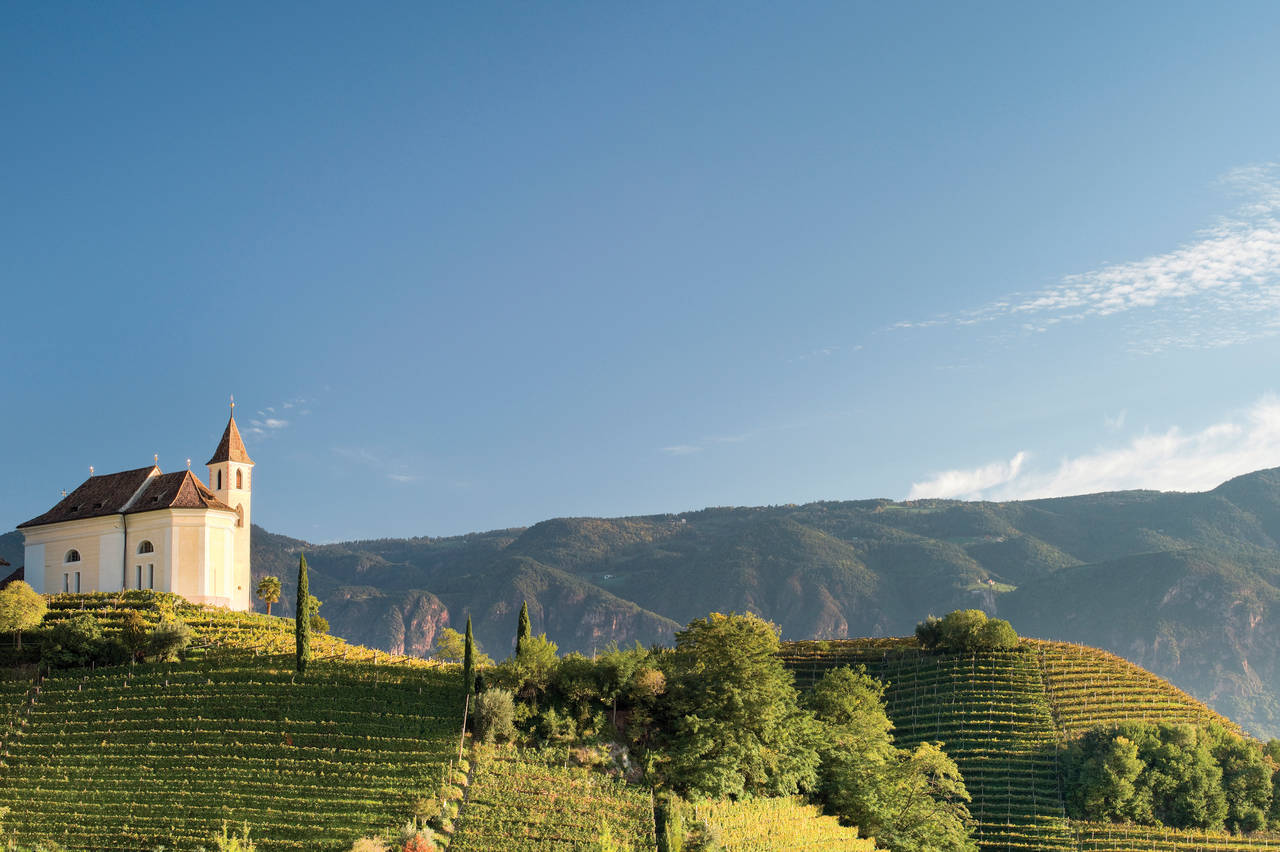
xmin=516 ymin=600 xmax=531 ymax=657
xmin=463 ymin=615 xmax=476 ymax=695
xmin=295 ymin=553 xmax=311 ymax=675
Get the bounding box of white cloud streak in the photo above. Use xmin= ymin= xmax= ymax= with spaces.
xmin=896 ymin=164 xmax=1280 ymax=352
xmin=908 ymin=452 xmax=1027 ymax=500
xmin=661 ymin=445 xmax=703 ymax=456
xmin=908 ymin=396 xmax=1280 ymax=501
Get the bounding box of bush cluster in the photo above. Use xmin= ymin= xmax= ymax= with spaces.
xmin=915 ymin=609 xmax=1019 ymax=652
xmin=1064 ymin=722 xmax=1280 ymax=833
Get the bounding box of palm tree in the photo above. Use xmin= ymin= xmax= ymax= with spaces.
xmin=255 ymin=575 xmax=281 ymax=616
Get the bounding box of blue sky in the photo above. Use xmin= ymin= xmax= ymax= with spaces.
xmin=7 ymin=2 xmax=1280 ymax=541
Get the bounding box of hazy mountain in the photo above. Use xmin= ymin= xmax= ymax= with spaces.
xmin=9 ymin=467 xmax=1280 ymax=736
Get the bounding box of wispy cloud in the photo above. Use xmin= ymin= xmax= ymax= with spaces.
xmin=660 ymin=445 xmax=703 ymax=456
xmin=908 ymin=452 xmax=1028 ymax=500
xmin=908 ymin=395 xmax=1280 ymax=501
xmin=1104 ymin=410 xmax=1127 ymax=431
xmin=242 ymin=397 xmax=310 ymax=438
xmin=895 ymin=164 xmax=1280 ymax=352
xmin=387 ymin=473 xmax=420 ymax=483
xmin=333 ymin=445 xmax=423 ymax=483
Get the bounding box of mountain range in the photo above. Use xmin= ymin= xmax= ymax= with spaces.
xmin=6 ymin=466 xmax=1280 ymax=737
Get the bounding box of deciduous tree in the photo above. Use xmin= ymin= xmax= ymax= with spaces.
xmin=0 ymin=580 xmax=47 ymax=650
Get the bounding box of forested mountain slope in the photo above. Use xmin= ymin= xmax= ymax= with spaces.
xmin=7 ymin=467 xmax=1280 ymax=735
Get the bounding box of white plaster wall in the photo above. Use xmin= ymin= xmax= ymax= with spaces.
xmin=24 ymin=543 xmax=44 ymax=593
xmin=99 ymin=529 xmax=124 ymax=593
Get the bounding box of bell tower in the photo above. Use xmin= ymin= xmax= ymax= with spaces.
xmin=207 ymin=397 xmax=254 ymax=610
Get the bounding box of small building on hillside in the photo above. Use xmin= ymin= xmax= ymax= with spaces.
xmin=17 ymin=407 xmax=255 ymax=610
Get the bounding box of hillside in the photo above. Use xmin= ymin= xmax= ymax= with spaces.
xmin=0 ymin=593 xmax=463 ymax=851
xmin=779 ymin=637 xmax=1278 ymax=852
xmin=9 ymin=467 xmax=1280 ymax=736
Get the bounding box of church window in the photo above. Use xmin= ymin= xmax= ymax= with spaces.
xmin=138 ymin=540 xmax=154 ymax=554
xmin=236 ymin=469 xmax=243 ymax=489
xmin=235 ymin=504 xmax=244 ymax=528
xmin=74 ymin=572 xmax=81 ymax=593
xmin=135 ymin=565 xmax=142 ymax=590
xmin=63 ymin=573 xmax=70 ymax=593
xmin=217 ymin=470 xmax=223 ymax=490
xmin=64 ymin=549 xmax=80 ymax=563
xmin=148 ymin=564 xmax=155 ymax=589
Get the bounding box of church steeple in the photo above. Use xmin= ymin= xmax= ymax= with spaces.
xmin=206 ymin=398 xmax=253 ymax=466
xmin=206 ymin=397 xmax=254 ymax=611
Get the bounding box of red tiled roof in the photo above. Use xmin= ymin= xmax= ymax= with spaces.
xmin=18 ymin=466 xmax=157 ymax=528
xmin=206 ymin=414 xmax=253 ymax=465
xmin=126 ymin=471 xmax=235 ymax=514
xmin=18 ymin=467 xmax=234 ymax=530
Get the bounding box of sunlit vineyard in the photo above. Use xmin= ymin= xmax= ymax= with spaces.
xmin=779 ymin=638 xmax=1280 ymax=852
xmin=0 ymin=594 xmax=462 ymax=851
xmin=449 ymin=745 xmax=657 ymax=851
xmin=689 ymin=797 xmax=880 ymax=851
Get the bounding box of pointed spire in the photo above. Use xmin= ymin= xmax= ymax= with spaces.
xmin=206 ymin=401 xmax=254 ymax=466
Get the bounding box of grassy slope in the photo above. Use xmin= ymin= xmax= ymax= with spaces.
xmin=689 ymin=798 xmax=880 ymax=851
xmin=449 ymin=745 xmax=657 ymax=852
xmin=780 ymin=637 xmax=1277 ymax=852
xmin=0 ymin=593 xmax=462 ymax=851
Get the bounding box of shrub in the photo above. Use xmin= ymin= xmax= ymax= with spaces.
xmin=311 ymin=614 xmax=330 ymax=634
xmin=401 ymin=833 xmax=435 ymax=852
xmin=41 ymin=613 xmax=118 ymax=668
xmin=348 ymin=838 xmax=389 ymax=852
xmin=916 ymin=610 xmax=1019 ymax=652
xmin=475 ymin=688 xmax=516 ymax=743
xmin=148 ymin=618 xmax=192 ymax=661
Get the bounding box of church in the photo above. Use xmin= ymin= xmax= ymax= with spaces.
xmin=18 ymin=407 xmax=255 ymax=611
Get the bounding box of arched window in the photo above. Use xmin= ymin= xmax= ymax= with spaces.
xmin=235 ymin=504 xmax=244 ymax=528
xmin=236 ymin=469 xmax=243 ymax=489
xmin=217 ymin=470 xmax=223 ymax=490
xmin=137 ymin=540 xmax=154 ymax=554
xmin=64 ymin=549 xmax=81 ymax=563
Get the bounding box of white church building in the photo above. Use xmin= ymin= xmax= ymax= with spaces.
xmin=18 ymin=408 xmax=255 ymax=611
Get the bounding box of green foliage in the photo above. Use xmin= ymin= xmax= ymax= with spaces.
xmin=807 ymin=665 xmax=975 ymax=852
xmin=254 ymin=576 xmax=281 ymax=616
xmin=916 ymin=609 xmax=1019 ymax=652
xmin=122 ymin=610 xmax=149 ymax=661
xmin=0 ymin=580 xmax=47 ymax=649
xmin=475 ymin=689 xmax=516 ymax=743
xmin=516 ymin=601 xmax=531 ymax=657
xmin=209 ymin=821 xmax=256 ymax=852
xmin=658 ymin=612 xmax=819 ymax=799
xmin=147 ymin=618 xmax=191 ymax=661
xmin=310 ymin=614 xmax=330 ymax=634
xmin=40 ymin=613 xmax=128 ymax=668
xmin=1062 ymin=722 xmax=1272 ymax=832
xmin=495 ymin=633 xmax=559 ymax=702
xmin=463 ymin=617 xmax=475 ymax=695
xmin=435 ymin=627 xmax=465 ymax=663
xmin=295 ymin=553 xmax=311 ymax=675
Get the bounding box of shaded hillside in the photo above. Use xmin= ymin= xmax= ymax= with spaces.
xmin=779 ymin=637 xmax=1274 ymax=852
xmin=12 ymin=467 xmax=1280 ymax=735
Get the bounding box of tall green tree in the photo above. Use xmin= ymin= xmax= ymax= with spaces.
xmin=463 ymin=615 xmax=476 ymax=695
xmin=516 ymin=600 xmax=531 ymax=657
xmin=658 ymin=612 xmax=819 ymax=799
xmin=808 ymin=665 xmax=976 ymax=852
xmin=295 ymin=554 xmax=311 ymax=675
xmin=0 ymin=581 xmax=48 ymax=650
xmin=255 ymin=576 xmax=281 ymax=616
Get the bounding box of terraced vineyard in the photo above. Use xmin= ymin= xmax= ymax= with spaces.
xmin=0 ymin=594 xmax=463 ymax=851
xmin=689 ymin=797 xmax=880 ymax=851
xmin=779 ymin=638 xmax=1280 ymax=852
xmin=450 ymin=745 xmax=657 ymax=851
xmin=1036 ymin=640 xmax=1243 ymax=738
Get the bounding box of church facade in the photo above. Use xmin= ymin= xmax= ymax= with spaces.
xmin=18 ymin=410 xmax=255 ymax=611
